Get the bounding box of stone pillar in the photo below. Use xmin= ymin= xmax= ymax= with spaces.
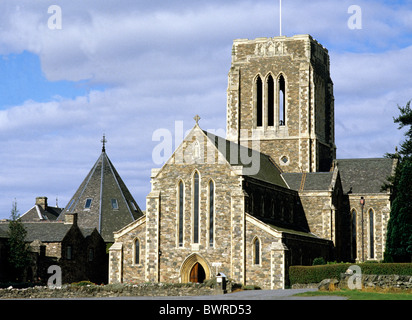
xmin=108 ymin=242 xmax=123 ymax=284
xmin=230 ymin=189 xmax=247 ymax=285
xmin=145 ymin=191 xmax=161 ymax=283
xmin=270 ymin=241 xmax=288 ymax=290
xmin=226 ymin=66 xmax=241 ymax=142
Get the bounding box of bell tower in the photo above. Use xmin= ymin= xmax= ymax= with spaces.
xmin=226 ymin=34 xmax=336 ymax=172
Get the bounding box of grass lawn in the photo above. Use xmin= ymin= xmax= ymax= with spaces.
xmin=295 ymin=289 xmax=412 ymax=300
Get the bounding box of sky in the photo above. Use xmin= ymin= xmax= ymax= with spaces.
xmin=0 ymin=0 xmax=411 ymax=219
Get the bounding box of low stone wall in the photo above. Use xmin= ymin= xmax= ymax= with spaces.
xmin=292 ymin=274 xmax=412 ymax=291
xmin=306 ymin=274 xmax=412 ymax=291
xmin=0 ymin=283 xmax=216 ymax=299
xmin=339 ymin=274 xmax=412 ymax=290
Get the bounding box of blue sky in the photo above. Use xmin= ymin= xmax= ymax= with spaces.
xmin=0 ymin=51 xmax=101 ymax=108
xmin=0 ymin=0 xmax=411 ymax=219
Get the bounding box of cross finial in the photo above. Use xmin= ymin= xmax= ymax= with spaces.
xmin=194 ymin=115 xmax=201 ymax=125
xmin=101 ymin=134 xmax=107 ymax=152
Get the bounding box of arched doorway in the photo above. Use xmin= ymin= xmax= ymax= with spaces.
xmin=180 ymin=253 xmax=211 ymax=283
xmin=190 ymin=262 xmax=206 ymax=283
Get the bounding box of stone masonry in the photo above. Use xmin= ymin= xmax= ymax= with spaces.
xmin=108 ymin=34 xmax=394 ymax=291
xmin=226 ymin=35 xmax=335 ymax=172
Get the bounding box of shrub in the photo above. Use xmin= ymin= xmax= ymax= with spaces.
xmin=312 ymin=257 xmax=326 ymax=265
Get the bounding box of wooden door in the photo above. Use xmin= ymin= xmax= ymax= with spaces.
xmin=190 ymin=263 xmax=199 ymax=283
xmin=189 ymin=262 xmax=206 ymax=283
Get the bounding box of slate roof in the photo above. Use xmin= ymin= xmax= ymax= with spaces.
xmin=203 ymin=130 xmax=287 ymax=188
xmin=20 ymin=205 xmax=62 ymax=222
xmin=0 ymin=222 xmax=96 ymax=242
xmin=282 ymin=172 xmax=334 ymax=191
xmin=334 ymin=158 xmax=396 ymax=194
xmin=57 ymin=148 xmax=143 ymax=242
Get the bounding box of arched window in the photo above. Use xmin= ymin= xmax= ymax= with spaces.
xmin=256 ymin=76 xmax=263 ymax=127
xmin=208 ymin=180 xmax=214 ymax=247
xmin=351 ymin=209 xmax=357 ymax=260
xmin=193 ymin=172 xmax=200 ymax=244
xmin=253 ymin=237 xmax=260 ymax=265
xmin=178 ymin=180 xmax=184 ymax=247
xmin=278 ymin=75 xmax=286 ymax=126
xmin=369 ymin=209 xmax=375 ymax=259
xmin=267 ymin=75 xmax=275 ymax=126
xmin=134 ymin=238 xmax=140 ymax=264
xmin=249 ymin=193 xmax=254 ymax=215
xmin=260 ymin=195 xmax=265 ymax=217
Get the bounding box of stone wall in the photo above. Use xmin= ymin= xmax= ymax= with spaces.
xmin=293 ymin=274 xmax=412 ymax=291
xmin=0 ymin=283 xmax=216 ymax=299
xmin=338 ymin=274 xmax=412 ymax=290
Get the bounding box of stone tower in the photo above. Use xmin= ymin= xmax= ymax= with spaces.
xmin=226 ymin=34 xmax=336 ymax=172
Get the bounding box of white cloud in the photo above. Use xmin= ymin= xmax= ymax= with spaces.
xmin=0 ymin=1 xmax=410 ymax=218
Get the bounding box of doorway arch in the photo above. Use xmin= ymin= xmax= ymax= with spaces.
xmin=180 ymin=253 xmax=211 ymax=283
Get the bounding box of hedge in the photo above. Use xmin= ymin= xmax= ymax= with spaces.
xmin=289 ymin=263 xmax=412 ymax=285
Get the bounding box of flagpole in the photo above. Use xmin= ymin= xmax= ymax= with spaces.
xmin=279 ymin=0 xmax=282 ymax=36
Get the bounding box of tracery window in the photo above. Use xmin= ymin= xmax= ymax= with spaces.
xmin=134 ymin=238 xmax=140 ymax=264
xmin=369 ymin=209 xmax=375 ymax=259
xmin=178 ymin=180 xmax=184 ymax=247
xmin=267 ymin=74 xmax=275 ymax=126
xmin=278 ymin=74 xmax=286 ymax=126
xmin=208 ymin=180 xmax=214 ymax=247
xmin=193 ymin=172 xmax=200 ymax=244
xmin=256 ymin=76 xmax=263 ymax=127
xmin=253 ymin=237 xmax=260 ymax=265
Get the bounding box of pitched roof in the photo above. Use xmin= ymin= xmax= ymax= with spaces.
xmin=57 ymin=149 xmax=143 ymax=242
xmin=334 ymin=158 xmax=396 ymax=194
xmin=203 ymin=130 xmax=287 ymax=188
xmin=20 ymin=205 xmax=62 ymax=222
xmin=282 ymin=172 xmax=334 ymax=191
xmin=0 ymin=221 xmax=98 ymax=242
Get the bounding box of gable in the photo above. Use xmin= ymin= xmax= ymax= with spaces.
xmin=334 ymin=158 xmax=396 ymax=194
xmin=114 ymin=215 xmax=146 ymax=240
xmin=152 ymin=124 xmax=287 ymax=188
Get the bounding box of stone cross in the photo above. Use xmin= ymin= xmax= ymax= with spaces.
xmin=194 ymin=115 xmax=201 ymax=125
xmin=101 ymin=134 xmax=107 ymax=152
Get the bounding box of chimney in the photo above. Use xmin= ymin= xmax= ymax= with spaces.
xmin=64 ymin=213 xmax=78 ymax=225
xmin=36 ymin=197 xmax=48 ymax=211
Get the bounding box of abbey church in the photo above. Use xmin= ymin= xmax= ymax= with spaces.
xmin=108 ymin=34 xmax=396 ymax=289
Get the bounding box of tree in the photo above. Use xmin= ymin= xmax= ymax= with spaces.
xmin=383 ymin=100 xmax=412 ymax=195
xmin=7 ymin=200 xmax=31 ymax=281
xmin=385 ymin=161 xmax=412 ymax=262
xmin=394 ymin=100 xmax=412 ymax=160
xmin=384 ymin=100 xmax=412 ymax=262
